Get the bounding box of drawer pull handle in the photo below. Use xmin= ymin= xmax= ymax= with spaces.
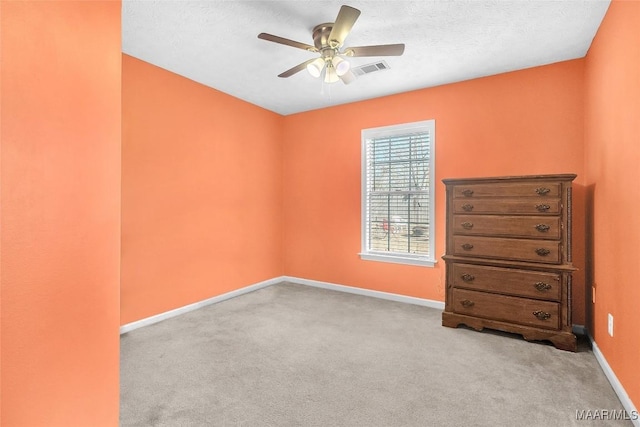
xmin=461 ymin=189 xmax=474 ymax=197
xmin=461 ymin=274 xmax=475 ymax=282
xmin=461 ymin=300 xmax=475 ymax=308
xmin=535 ymin=248 xmax=551 ymax=256
xmin=535 ymin=204 xmax=551 ymax=212
xmin=536 ymin=187 xmax=551 ymax=195
xmin=534 ymin=282 xmax=552 ymax=291
xmin=461 ymin=243 xmax=474 ymax=250
xmin=532 ymin=310 xmax=551 ymax=320
xmin=461 ymin=222 xmax=474 ymax=230
xmin=462 ymin=204 xmax=474 ymax=212
xmin=535 ymin=224 xmax=550 ymax=232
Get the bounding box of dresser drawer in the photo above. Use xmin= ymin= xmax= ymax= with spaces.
xmin=452 ymin=289 xmax=560 ymax=330
xmin=452 ymin=215 xmax=561 ymax=239
xmin=452 ymin=199 xmax=561 ymax=215
xmin=451 ymin=263 xmax=561 ymax=301
xmin=452 ymin=236 xmax=561 ymax=264
xmin=453 ymin=182 xmax=561 ymax=199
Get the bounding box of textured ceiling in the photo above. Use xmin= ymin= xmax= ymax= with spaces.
xmin=122 ymin=1 xmax=610 ymax=116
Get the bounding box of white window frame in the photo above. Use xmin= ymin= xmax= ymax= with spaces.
xmin=360 ymin=120 xmax=436 ymax=267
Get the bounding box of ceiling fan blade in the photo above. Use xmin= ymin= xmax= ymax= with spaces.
xmin=344 ymin=44 xmax=405 ymax=57
xmin=258 ymin=33 xmax=318 ymax=52
xmin=278 ymin=58 xmax=319 ymax=78
xmin=328 ymin=5 xmax=361 ymax=47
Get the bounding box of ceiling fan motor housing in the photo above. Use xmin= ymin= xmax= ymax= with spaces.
xmin=312 ymin=23 xmax=341 ymax=52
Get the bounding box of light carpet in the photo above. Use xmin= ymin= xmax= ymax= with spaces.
xmin=120 ymin=282 xmax=629 ymax=426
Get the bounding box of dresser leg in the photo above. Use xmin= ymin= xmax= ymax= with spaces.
xmin=520 ymin=330 xmax=577 ymax=352
xmin=548 ymin=334 xmax=577 ymax=352
xmin=442 ymin=311 xmax=485 ymax=331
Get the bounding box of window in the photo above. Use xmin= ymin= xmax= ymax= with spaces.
xmin=360 ymin=120 xmax=435 ymax=266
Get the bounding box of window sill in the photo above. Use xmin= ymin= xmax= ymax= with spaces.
xmin=359 ymin=252 xmax=437 ymax=267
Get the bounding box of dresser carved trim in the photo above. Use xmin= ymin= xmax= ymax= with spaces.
xmin=442 ymin=174 xmax=577 ymax=351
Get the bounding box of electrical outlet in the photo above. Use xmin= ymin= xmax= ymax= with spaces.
xmin=608 ymin=313 xmax=614 ymax=337
xmin=592 ymin=287 xmax=596 ymax=304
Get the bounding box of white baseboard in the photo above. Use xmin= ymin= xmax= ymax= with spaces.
xmin=589 ymin=336 xmax=639 ymax=426
xmin=282 ymin=276 xmax=446 ymax=310
xmin=119 ymin=276 xmax=284 ymax=334
xmin=121 ymin=276 xmax=445 ymax=335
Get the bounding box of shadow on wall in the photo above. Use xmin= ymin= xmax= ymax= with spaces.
xmin=584 ymin=183 xmax=595 ymax=336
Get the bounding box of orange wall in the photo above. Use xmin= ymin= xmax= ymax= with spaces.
xmin=1 ymin=2 xmax=121 ymax=426
xmin=584 ymin=0 xmax=640 ymax=409
xmin=282 ymin=60 xmax=587 ymax=324
xmin=121 ymin=55 xmax=283 ymax=324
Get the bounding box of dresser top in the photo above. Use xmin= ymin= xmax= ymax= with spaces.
xmin=442 ymin=173 xmax=577 ymax=185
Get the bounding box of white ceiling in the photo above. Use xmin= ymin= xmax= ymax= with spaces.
xmin=122 ymin=0 xmax=610 ymax=116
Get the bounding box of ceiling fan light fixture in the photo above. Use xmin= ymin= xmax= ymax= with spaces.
xmin=306 ymin=57 xmax=325 ymax=78
xmin=324 ymin=64 xmax=340 ymax=83
xmin=332 ymin=56 xmax=350 ymax=76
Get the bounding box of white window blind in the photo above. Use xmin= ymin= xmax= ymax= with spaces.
xmin=361 ymin=120 xmax=435 ymax=266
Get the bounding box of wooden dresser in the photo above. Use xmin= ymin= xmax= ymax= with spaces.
xmin=441 ymin=174 xmax=577 ymax=351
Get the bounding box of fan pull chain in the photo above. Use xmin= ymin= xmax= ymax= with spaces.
xmin=319 ymin=66 xmax=332 ymax=101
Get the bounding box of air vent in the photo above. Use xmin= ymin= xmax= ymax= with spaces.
xmin=351 ymin=60 xmax=390 ymax=77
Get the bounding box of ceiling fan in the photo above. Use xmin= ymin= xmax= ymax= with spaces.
xmin=258 ymin=5 xmax=405 ymax=84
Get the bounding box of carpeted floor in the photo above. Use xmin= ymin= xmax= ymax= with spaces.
xmin=120 ymin=282 xmax=630 ymax=426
